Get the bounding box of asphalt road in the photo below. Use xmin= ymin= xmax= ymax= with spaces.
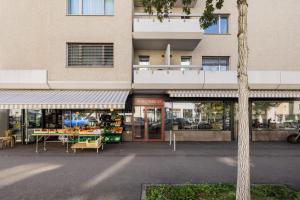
xmin=0 ymin=142 xmax=299 ymax=200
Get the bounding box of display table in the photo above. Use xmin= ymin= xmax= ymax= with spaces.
xmin=32 ymin=129 xmax=102 ymax=153
xmin=71 ymin=138 xmax=103 ymax=154
xmin=103 ymin=132 xmax=122 ymax=143
xmin=103 ymin=127 xmax=123 ymax=144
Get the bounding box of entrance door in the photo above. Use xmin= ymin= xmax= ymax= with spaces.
xmin=133 ymin=106 xmax=164 ymax=141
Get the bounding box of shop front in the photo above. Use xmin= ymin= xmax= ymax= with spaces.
xmin=166 ymin=90 xmax=300 ymax=142
xmin=0 ymin=90 xmax=130 ymax=149
xmin=131 ymin=96 xmax=235 ymax=142
xmin=2 ymin=90 xmax=300 ymax=145
xmin=8 ymin=109 xmax=128 ymax=144
xmin=251 ymin=99 xmax=300 ymax=141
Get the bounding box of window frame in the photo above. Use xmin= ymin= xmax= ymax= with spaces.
xmin=166 ymin=100 xmax=232 ymax=131
xmin=180 ymin=56 xmax=192 ymax=66
xmin=66 ymin=43 xmax=114 ymax=68
xmin=138 ymin=55 xmax=150 ymax=66
xmin=202 ymin=56 xmax=230 ymax=71
xmin=251 ymin=100 xmax=300 ymax=131
xmin=204 ymin=14 xmax=229 ymax=35
xmin=66 ymin=0 xmax=114 ymax=16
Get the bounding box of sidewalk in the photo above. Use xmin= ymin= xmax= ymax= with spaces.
xmin=0 ymin=142 xmax=299 ymax=200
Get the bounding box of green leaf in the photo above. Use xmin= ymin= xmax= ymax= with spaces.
xmin=140 ymin=0 xmax=224 ymax=27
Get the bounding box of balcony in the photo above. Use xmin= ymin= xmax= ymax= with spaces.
xmin=133 ymin=65 xmax=236 ymax=89
xmin=132 ymin=66 xmax=300 ymax=90
xmin=133 ymin=13 xmax=203 ymax=50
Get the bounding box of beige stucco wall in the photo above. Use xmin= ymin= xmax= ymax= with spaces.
xmin=248 ymin=0 xmax=300 ymax=70
xmin=252 ymin=130 xmax=296 ymax=142
xmin=0 ymin=0 xmax=133 ymax=84
xmin=1 ymin=0 xmax=300 ymax=88
xmin=165 ymin=131 xmax=232 ymax=142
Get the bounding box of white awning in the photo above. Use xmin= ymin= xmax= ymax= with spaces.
xmin=168 ymin=90 xmax=300 ymax=98
xmin=0 ymin=90 xmax=129 ymax=109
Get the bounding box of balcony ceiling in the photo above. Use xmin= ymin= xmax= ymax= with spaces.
xmin=133 ymin=32 xmax=202 ymax=50
xmin=134 ymin=0 xmax=197 ymax=7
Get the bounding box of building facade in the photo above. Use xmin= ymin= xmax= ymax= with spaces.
xmin=1 ymin=0 xmax=300 ymax=143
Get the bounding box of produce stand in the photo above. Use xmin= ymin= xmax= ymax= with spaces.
xmin=32 ymin=112 xmax=125 ymax=153
xmin=103 ymin=127 xmax=123 ymax=144
xmin=101 ymin=113 xmax=124 ymax=144
xmin=32 ymin=129 xmax=102 ymax=153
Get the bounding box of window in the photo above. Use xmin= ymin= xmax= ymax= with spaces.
xmin=139 ymin=56 xmax=150 ymax=65
xmin=183 ymin=109 xmax=193 ymax=119
xmin=168 ymin=101 xmax=231 ymax=131
xmin=63 ymin=110 xmax=124 ymax=128
xmin=202 ymin=56 xmax=229 ymax=71
xmin=204 ymin=15 xmax=229 ymax=34
xmin=45 ymin=110 xmax=62 ymax=129
xmin=181 ymin=56 xmax=192 ymax=66
xmin=27 ymin=110 xmax=42 ymax=129
xmin=68 ymin=0 xmax=114 ymax=15
xmin=252 ymin=101 xmax=300 ymax=130
xmin=181 ymin=16 xmax=190 ymax=19
xmin=67 ymin=43 xmax=114 ymax=67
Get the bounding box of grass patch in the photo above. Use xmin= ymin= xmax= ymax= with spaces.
xmin=145 ymin=183 xmax=300 ymax=200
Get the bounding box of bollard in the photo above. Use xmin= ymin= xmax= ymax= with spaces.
xmin=173 ymin=132 xmax=176 ymax=151
xmin=169 ymin=130 xmax=172 ymax=146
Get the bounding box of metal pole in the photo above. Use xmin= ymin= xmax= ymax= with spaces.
xmin=66 ymin=135 xmax=69 ymax=153
xmin=173 ymin=132 xmax=176 ymax=151
xmin=43 ymin=136 xmax=47 ymax=151
xmin=35 ymin=136 xmax=38 ymax=153
xmin=169 ymin=130 xmax=172 ymax=146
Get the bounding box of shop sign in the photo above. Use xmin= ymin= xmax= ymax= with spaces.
xmin=133 ymin=98 xmax=164 ymax=106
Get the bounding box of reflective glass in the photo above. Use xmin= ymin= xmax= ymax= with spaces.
xmin=220 ymin=17 xmax=228 ymax=34
xmin=68 ymin=0 xmax=81 ymax=15
xmin=252 ymin=101 xmax=300 ymax=130
xmin=204 ymin=21 xmax=218 ymax=34
xmin=27 ymin=110 xmax=42 ymax=129
xmin=181 ymin=56 xmax=192 ymax=66
xmin=171 ymin=102 xmax=226 ymax=131
xmin=203 ymin=57 xmax=229 ymax=71
xmin=204 ymin=16 xmax=228 ymax=34
xmin=105 ymin=0 xmax=114 ymax=15
xmin=83 ymin=0 xmax=104 ymax=15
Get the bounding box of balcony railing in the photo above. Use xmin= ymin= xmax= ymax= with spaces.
xmin=134 ymin=0 xmax=197 ymax=7
xmin=133 ymin=65 xmax=235 ymax=89
xmin=133 ymin=13 xmax=203 ymax=33
xmin=133 ymin=65 xmax=202 ymax=71
xmin=132 ymin=66 xmax=300 ymax=90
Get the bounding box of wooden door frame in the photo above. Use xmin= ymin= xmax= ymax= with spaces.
xmin=143 ymin=106 xmax=164 ymax=142
xmin=132 ymin=102 xmax=165 ymax=142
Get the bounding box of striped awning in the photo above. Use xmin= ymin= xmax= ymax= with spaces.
xmin=0 ymin=90 xmax=129 ymax=109
xmin=168 ymin=90 xmax=300 ymax=98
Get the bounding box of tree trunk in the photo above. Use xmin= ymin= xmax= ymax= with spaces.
xmin=236 ymin=0 xmax=250 ymax=200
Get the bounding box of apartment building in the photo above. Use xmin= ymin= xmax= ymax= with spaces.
xmin=1 ymin=0 xmax=300 ymax=143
